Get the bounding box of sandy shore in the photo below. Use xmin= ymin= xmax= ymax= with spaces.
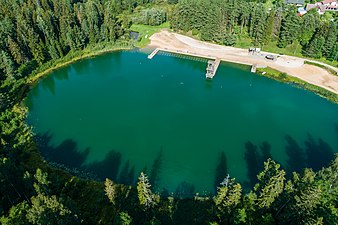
xmin=149 ymin=30 xmax=338 ymax=95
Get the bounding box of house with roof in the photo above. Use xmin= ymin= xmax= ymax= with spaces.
xmin=306 ymin=0 xmax=338 ymax=14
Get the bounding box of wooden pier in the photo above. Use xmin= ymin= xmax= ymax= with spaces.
xmin=148 ymin=48 xmax=222 ymax=79
xmin=206 ymin=58 xmax=221 ymax=79
xmin=148 ymin=48 xmax=160 ymax=59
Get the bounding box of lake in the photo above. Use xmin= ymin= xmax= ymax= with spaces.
xmin=26 ymin=50 xmax=338 ymax=196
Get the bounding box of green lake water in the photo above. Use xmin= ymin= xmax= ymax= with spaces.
xmin=26 ymin=50 xmax=338 ymax=195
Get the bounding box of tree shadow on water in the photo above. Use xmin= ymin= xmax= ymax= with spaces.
xmin=175 ymin=181 xmax=195 ymax=198
xmin=260 ymin=141 xmax=272 ymax=163
xmin=304 ymin=134 xmax=334 ymax=172
xmin=214 ymin=152 xmax=227 ymax=191
xmin=118 ymin=160 xmax=135 ymax=185
xmin=149 ymin=148 xmax=163 ymax=191
xmin=36 ymin=132 xmax=129 ymax=182
xmin=85 ymin=150 xmax=122 ymax=181
xmin=36 ymin=132 xmax=89 ymax=168
xmin=244 ymin=141 xmax=260 ymax=187
xmin=284 ymin=132 xmax=334 ymax=174
xmin=285 ymin=135 xmax=306 ymax=174
xmin=243 ymin=141 xmax=273 ymax=188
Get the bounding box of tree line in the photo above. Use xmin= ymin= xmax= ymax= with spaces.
xmin=171 ymin=0 xmax=338 ymax=61
xmin=1 ymin=149 xmax=337 ymax=224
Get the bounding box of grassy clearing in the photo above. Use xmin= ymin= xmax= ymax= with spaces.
xmin=261 ymin=41 xmax=303 ymax=56
xmin=235 ymin=37 xmax=303 ymax=56
xmin=256 ymin=67 xmax=338 ymax=104
xmin=304 ymin=61 xmax=338 ymax=76
xmin=235 ymin=35 xmax=252 ymax=49
xmin=235 ymin=37 xmax=337 ymax=68
xmin=28 ymin=42 xmax=132 ymax=84
xmin=130 ymin=22 xmax=170 ymax=48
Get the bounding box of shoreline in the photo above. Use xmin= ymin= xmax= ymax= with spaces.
xmin=27 ymin=45 xmax=132 ymax=85
xmin=148 ymin=30 xmax=338 ymax=96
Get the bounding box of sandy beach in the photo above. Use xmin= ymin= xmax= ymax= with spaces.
xmin=149 ymin=30 xmax=338 ymax=95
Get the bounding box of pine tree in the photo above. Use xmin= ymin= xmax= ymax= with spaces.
xmin=0 ymin=201 xmax=30 ymax=225
xmin=250 ymin=4 xmax=267 ymax=46
xmin=327 ymin=42 xmax=338 ymax=61
xmin=0 ymin=50 xmax=16 ymax=81
xmin=214 ymin=175 xmax=244 ymax=224
xmin=26 ymin=194 xmax=74 ymax=225
xmin=322 ymin=21 xmax=337 ymax=58
xmin=104 ymin=178 xmax=116 ymax=205
xmin=7 ymin=36 xmax=25 ymax=64
xmin=277 ymin=8 xmax=300 ymax=48
xmin=263 ymin=10 xmax=275 ymax=45
xmin=255 ymin=159 xmax=285 ymax=209
xmin=298 ymin=11 xmax=320 ymax=46
xmin=137 ymin=172 xmax=157 ymax=209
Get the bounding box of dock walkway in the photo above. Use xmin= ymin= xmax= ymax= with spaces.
xmin=148 ymin=49 xmax=261 ymax=79
xmin=148 ymin=48 xmax=160 ymax=59
xmin=206 ymin=58 xmax=221 ymax=79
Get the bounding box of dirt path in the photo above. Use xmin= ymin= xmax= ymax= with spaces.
xmin=149 ymin=30 xmax=338 ymax=95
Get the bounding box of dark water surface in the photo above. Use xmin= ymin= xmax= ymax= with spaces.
xmin=26 ymin=50 xmax=338 ymax=195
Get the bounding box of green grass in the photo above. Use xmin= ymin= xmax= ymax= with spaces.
xmin=235 ymin=35 xmax=253 ymax=49
xmin=262 ymin=41 xmax=303 ymax=56
xmin=235 ymin=38 xmax=303 ymax=57
xmin=235 ymin=37 xmax=337 ymax=68
xmin=130 ymin=22 xmax=171 ymax=48
xmin=256 ymin=67 xmax=338 ymax=104
xmin=304 ymin=61 xmax=338 ymax=76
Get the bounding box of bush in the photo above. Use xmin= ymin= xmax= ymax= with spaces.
xmin=192 ymin=28 xmax=199 ymax=36
xmin=223 ymin=33 xmax=236 ymax=46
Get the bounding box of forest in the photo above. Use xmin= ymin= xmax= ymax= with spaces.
xmin=171 ymin=0 xmax=338 ymax=61
xmin=0 ymin=0 xmax=337 ymax=224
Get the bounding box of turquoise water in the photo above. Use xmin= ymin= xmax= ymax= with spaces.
xmin=26 ymin=50 xmax=338 ymax=195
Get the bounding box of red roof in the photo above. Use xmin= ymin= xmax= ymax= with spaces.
xmin=322 ymin=0 xmax=336 ymax=4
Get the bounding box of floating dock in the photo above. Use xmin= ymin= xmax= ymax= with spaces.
xmin=206 ymin=58 xmax=221 ymax=79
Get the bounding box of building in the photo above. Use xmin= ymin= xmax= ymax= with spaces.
xmin=298 ymin=7 xmax=307 ymax=15
xmin=286 ymin=0 xmax=305 ymax=6
xmin=305 ymin=0 xmax=337 ymax=14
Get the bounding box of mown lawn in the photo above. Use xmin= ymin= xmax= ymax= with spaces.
xmin=130 ymin=22 xmax=171 ymax=48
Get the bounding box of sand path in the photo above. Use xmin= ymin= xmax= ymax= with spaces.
xmin=149 ymin=30 xmax=338 ymax=95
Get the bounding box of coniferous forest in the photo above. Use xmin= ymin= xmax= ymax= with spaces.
xmin=0 ymin=0 xmax=338 ymax=224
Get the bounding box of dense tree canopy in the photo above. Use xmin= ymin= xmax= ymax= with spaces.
xmin=171 ymin=0 xmax=338 ymax=60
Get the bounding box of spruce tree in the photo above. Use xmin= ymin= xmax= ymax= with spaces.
xmin=277 ymin=8 xmax=300 ymax=48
